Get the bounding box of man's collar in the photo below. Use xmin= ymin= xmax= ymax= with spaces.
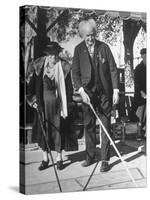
xmin=85 ymin=40 xmax=95 ymax=48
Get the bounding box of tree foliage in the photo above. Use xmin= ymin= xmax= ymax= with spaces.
xmin=23 ymin=6 xmax=122 ymax=46
xmin=67 ymin=9 xmax=122 ymax=46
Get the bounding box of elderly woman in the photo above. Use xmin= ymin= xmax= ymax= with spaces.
xmin=27 ymin=41 xmax=77 ymax=170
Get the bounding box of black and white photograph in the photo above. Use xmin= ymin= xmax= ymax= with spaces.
xmin=19 ymin=5 xmax=147 ymax=195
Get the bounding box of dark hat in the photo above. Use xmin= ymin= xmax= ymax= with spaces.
xmin=43 ymin=41 xmax=63 ymax=55
xmin=140 ymin=48 xmax=146 ymax=55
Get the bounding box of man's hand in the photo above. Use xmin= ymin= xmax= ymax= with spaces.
xmin=140 ymin=90 xmax=146 ymax=99
xmin=113 ymin=89 xmax=119 ymax=105
xmin=78 ymin=87 xmax=90 ymax=104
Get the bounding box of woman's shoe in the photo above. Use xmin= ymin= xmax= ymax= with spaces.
xmin=56 ymin=160 xmax=63 ymax=170
xmin=38 ymin=159 xmax=49 ymax=171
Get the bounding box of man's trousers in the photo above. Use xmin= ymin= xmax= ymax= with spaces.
xmin=82 ymin=93 xmax=112 ymax=161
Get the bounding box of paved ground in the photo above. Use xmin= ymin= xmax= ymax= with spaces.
xmin=20 ymin=138 xmax=146 ymax=195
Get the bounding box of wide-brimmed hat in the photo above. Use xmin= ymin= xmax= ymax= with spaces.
xmin=43 ymin=41 xmax=63 ymax=55
xmin=140 ymin=48 xmax=146 ymax=55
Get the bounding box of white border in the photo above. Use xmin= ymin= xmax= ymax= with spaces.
xmin=0 ymin=0 xmax=149 ymax=200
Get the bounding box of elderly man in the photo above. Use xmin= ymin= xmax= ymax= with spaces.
xmin=72 ymin=19 xmax=119 ymax=172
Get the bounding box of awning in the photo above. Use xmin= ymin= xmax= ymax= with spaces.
xmin=104 ymin=11 xmax=146 ymax=23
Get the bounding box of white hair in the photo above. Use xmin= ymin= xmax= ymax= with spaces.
xmin=79 ymin=19 xmax=97 ymax=37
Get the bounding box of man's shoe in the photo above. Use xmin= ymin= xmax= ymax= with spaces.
xmin=81 ymin=159 xmax=95 ymax=167
xmin=100 ymin=161 xmax=110 ymax=172
xmin=56 ymin=160 xmax=63 ymax=170
xmin=38 ymin=159 xmax=49 ymax=171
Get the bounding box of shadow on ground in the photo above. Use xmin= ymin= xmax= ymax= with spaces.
xmin=63 ymin=140 xmax=143 ymax=170
xmin=64 ymin=142 xmax=137 ymax=167
xmin=109 ymin=151 xmax=145 ymax=169
xmin=9 ymin=186 xmax=19 ymax=193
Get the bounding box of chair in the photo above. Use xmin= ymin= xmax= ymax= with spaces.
xmin=72 ymin=92 xmax=84 ymax=139
xmin=112 ymin=95 xmax=146 ymax=142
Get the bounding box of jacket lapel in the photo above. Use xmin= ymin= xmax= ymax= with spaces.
xmin=80 ymin=42 xmax=92 ymax=80
xmin=81 ymin=41 xmax=90 ymax=60
xmin=93 ymin=40 xmax=99 ymax=67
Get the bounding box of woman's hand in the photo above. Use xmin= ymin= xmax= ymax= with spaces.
xmin=32 ymin=102 xmax=38 ymax=109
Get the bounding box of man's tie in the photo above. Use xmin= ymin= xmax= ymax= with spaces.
xmin=87 ymin=45 xmax=94 ymax=58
